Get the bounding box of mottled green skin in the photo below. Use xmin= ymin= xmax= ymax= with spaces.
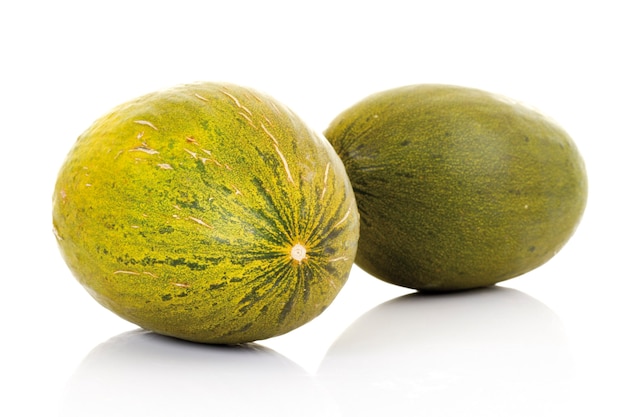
xmin=53 ymin=82 xmax=359 ymax=343
xmin=325 ymin=84 xmax=587 ymax=292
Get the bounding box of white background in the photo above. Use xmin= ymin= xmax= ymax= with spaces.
xmin=2 ymin=1 xmax=624 ymax=416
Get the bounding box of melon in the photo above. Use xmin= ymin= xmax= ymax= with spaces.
xmin=53 ymin=82 xmax=359 ymax=343
xmin=324 ymin=84 xmax=587 ymax=291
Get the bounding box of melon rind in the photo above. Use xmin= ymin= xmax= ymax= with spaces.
xmin=53 ymin=82 xmax=359 ymax=343
xmin=325 ymin=84 xmax=587 ymax=291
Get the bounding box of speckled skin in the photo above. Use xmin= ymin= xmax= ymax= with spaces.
xmin=53 ymin=82 xmax=359 ymax=343
xmin=325 ymin=84 xmax=587 ymax=292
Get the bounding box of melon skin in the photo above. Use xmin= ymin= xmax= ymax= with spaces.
xmin=325 ymin=84 xmax=587 ymax=292
xmin=53 ymin=82 xmax=359 ymax=344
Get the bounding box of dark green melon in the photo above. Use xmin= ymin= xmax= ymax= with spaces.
xmin=325 ymin=84 xmax=587 ymax=292
xmin=53 ymin=82 xmax=359 ymax=343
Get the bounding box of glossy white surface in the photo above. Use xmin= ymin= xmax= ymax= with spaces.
xmin=320 ymin=287 xmax=572 ymax=415
xmin=2 ymin=1 xmax=624 ymax=416
xmin=60 ymin=287 xmax=574 ymax=417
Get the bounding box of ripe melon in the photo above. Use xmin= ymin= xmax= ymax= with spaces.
xmin=53 ymin=82 xmax=359 ymax=343
xmin=324 ymin=84 xmax=587 ymax=292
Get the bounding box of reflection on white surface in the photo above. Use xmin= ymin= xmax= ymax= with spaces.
xmin=60 ymin=287 xmax=574 ymax=416
xmin=318 ymin=286 xmax=573 ymax=416
xmin=60 ymin=330 xmax=337 ymax=417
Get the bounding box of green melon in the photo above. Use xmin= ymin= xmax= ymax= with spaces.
xmin=324 ymin=84 xmax=587 ymax=292
xmin=53 ymin=82 xmax=359 ymax=344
